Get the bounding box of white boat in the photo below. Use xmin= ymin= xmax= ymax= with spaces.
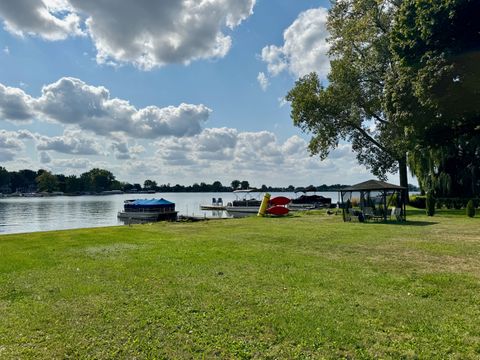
xmin=225 ymin=189 xmax=262 ymax=215
xmin=200 ymin=197 xmax=226 ymax=211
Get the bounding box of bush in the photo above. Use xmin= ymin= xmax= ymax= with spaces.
xmin=410 ymin=195 xmax=426 ymax=209
xmin=436 ymin=198 xmax=480 ymax=209
xmin=466 ymin=200 xmax=476 ymax=218
xmin=426 ymin=193 xmax=436 ymax=216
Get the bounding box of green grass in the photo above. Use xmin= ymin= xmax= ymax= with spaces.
xmin=0 ymin=209 xmax=479 ymax=359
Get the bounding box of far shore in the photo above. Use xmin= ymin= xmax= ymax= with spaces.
xmin=0 ymin=189 xmax=343 ymax=198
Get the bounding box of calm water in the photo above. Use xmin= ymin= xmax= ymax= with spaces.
xmin=0 ymin=192 xmax=340 ymax=235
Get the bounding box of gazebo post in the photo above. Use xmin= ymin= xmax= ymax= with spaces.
xmin=383 ymin=190 xmax=387 ymax=221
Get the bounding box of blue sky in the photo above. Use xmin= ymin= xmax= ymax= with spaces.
xmin=0 ymin=0 xmax=403 ymax=187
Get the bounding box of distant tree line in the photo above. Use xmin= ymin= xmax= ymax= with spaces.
xmin=0 ymin=167 xmax=122 ymax=194
xmin=0 ymin=167 xmax=372 ymax=194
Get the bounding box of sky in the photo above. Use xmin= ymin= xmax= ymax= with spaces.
xmin=0 ymin=0 xmax=409 ymax=187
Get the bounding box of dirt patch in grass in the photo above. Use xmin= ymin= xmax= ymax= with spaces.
xmin=80 ymin=243 xmax=144 ymax=258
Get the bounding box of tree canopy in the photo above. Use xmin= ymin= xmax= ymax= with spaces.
xmin=36 ymin=171 xmax=59 ymax=193
xmin=286 ymin=0 xmax=409 ymax=190
xmin=387 ymin=0 xmax=480 ymax=196
xmin=287 ymin=0 xmax=479 ymax=197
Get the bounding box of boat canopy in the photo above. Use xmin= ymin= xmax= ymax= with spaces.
xmin=294 ymin=185 xmax=317 ymax=193
xmin=129 ymin=198 xmax=174 ymax=207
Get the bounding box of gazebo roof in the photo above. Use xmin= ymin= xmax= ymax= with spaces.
xmin=341 ymin=179 xmax=406 ymax=192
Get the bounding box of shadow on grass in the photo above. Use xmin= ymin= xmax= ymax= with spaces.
xmin=362 ymin=220 xmax=438 ymax=226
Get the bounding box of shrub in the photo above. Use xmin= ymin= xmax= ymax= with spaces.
xmin=351 ymin=197 xmax=360 ymax=207
xmin=466 ymin=200 xmax=476 ymax=218
xmin=436 ymin=198 xmax=480 ymax=209
xmin=426 ymin=192 xmax=436 ymax=216
xmin=410 ymin=195 xmax=426 ymax=209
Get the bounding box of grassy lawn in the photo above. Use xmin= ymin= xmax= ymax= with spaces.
xmin=0 ymin=209 xmax=479 ymax=359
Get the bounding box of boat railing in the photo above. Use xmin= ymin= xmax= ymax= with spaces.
xmin=123 ymin=207 xmax=176 ymax=213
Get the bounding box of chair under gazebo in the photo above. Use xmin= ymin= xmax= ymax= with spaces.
xmin=338 ymin=180 xmax=407 ymax=222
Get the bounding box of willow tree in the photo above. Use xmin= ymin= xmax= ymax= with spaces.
xmin=287 ymin=0 xmax=410 ymax=192
xmin=387 ymin=0 xmax=480 ymax=196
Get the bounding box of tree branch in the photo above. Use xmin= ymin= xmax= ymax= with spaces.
xmin=365 ymin=108 xmax=389 ymax=124
xmin=352 ymin=125 xmax=395 ymax=158
xmin=357 ymin=100 xmax=389 ymax=124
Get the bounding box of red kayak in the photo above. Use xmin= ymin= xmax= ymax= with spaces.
xmin=266 ymin=206 xmax=289 ymax=216
xmin=270 ymin=196 xmax=291 ymax=206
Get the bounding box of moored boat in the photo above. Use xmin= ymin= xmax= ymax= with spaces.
xmin=225 ymin=189 xmax=262 ymax=215
xmin=117 ymin=198 xmax=178 ymax=222
xmin=289 ymin=187 xmax=332 ymax=210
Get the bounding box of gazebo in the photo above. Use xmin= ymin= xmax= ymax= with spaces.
xmin=339 ymin=180 xmax=407 ymax=222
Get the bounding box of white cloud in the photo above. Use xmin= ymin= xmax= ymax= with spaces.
xmin=261 ymin=7 xmax=330 ymax=79
xmin=132 ymin=103 xmax=210 ymax=138
xmin=192 ymin=127 xmax=237 ymax=160
xmin=36 ymin=77 xmax=211 ymax=138
xmin=3 ymin=46 xmax=9 ymax=55
xmin=257 ymin=72 xmax=269 ymax=91
xmin=155 ymin=137 xmax=197 ymax=166
xmin=0 ymin=125 xmax=368 ymax=185
xmin=0 ymin=0 xmax=256 ymax=69
xmin=328 ymin=143 xmax=353 ymax=160
xmin=110 ymin=136 xmax=145 ymax=160
xmin=50 ymin=158 xmax=91 ymax=170
xmin=282 ymin=135 xmax=307 ymax=155
xmin=0 ymin=130 xmax=25 ymax=149
xmin=0 ymin=149 xmax=16 ymax=161
xmin=39 ymin=151 xmax=52 ymax=164
xmin=0 ymin=77 xmax=211 ymax=139
xmin=0 ymin=83 xmax=35 ymax=121
xmin=144 ymin=128 xmax=367 ymax=186
xmin=0 ymin=130 xmax=27 ymax=161
xmin=0 ymin=0 xmax=84 ymax=41
xmin=235 ymin=131 xmax=283 ymax=166
xmin=278 ymin=97 xmax=288 ymax=108
xmin=36 ymin=130 xmax=105 ymax=155
xmin=16 ymin=130 xmax=35 ymax=140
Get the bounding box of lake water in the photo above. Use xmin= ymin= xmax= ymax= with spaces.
xmin=0 ymin=192 xmax=340 ymax=235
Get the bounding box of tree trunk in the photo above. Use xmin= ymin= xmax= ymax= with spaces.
xmin=399 ymin=155 xmax=409 ymax=203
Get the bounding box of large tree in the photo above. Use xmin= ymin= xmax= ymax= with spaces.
xmin=287 ymin=0 xmax=409 ymax=191
xmin=144 ymin=179 xmax=158 ymax=190
xmin=36 ymin=171 xmax=59 ymax=193
xmin=231 ymin=180 xmax=241 ymax=190
xmin=387 ymin=0 xmax=480 ymax=196
xmin=80 ymin=168 xmax=116 ymax=193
